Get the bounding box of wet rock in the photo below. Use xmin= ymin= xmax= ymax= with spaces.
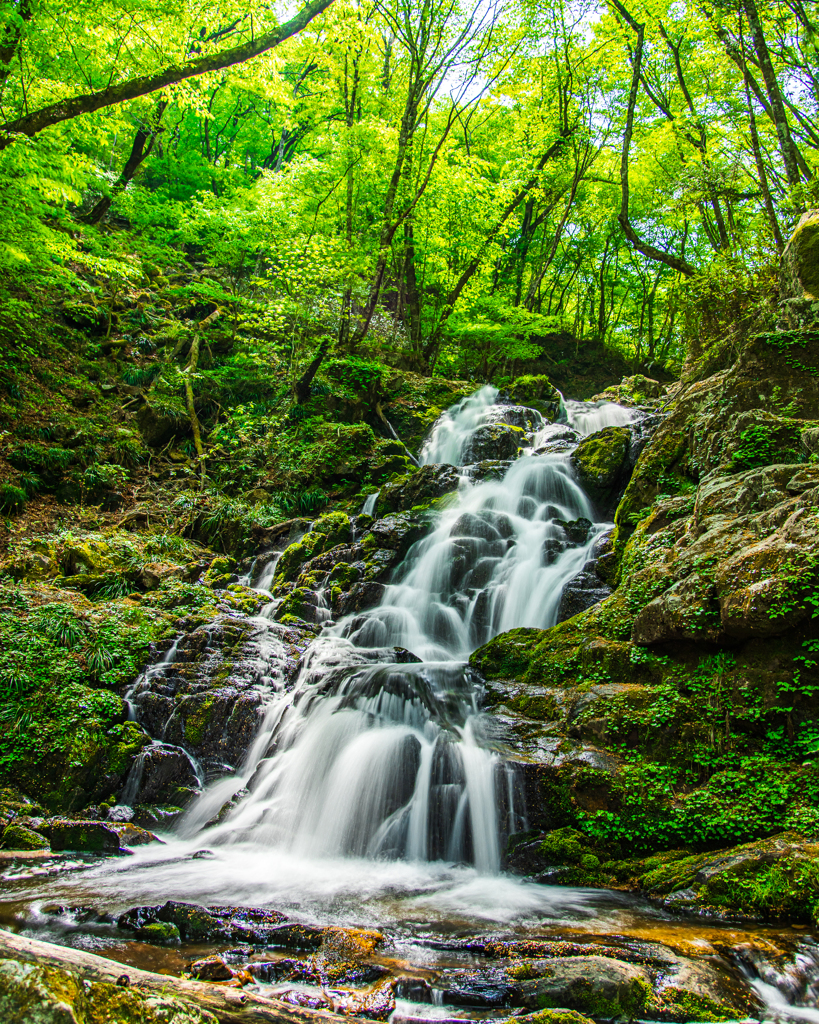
xmin=119 ymin=902 xmax=291 ymax=944
xmin=555 ymin=518 xmax=592 ymax=545
xmin=334 ymin=581 xmax=386 ymax=616
xmin=190 ymin=957 xmax=234 ymax=981
xmin=368 ymin=514 xmax=426 ymax=553
xmin=556 ymin=571 xmax=611 ymax=624
xmin=135 ymin=920 xmax=181 ymax=944
xmin=468 ymin=458 xmax=513 ymax=481
xmin=490 ymin=405 xmax=543 ymax=431
xmin=48 ymin=819 xmax=121 ymax=853
xmin=0 ymin=959 xmax=217 ymax=1024
xmin=1 ymin=824 xmax=49 ymax=850
xmin=125 ymin=745 xmax=201 ymax=807
xmin=504 ymin=374 xmax=563 ymax=420
xmin=379 ymin=464 xmax=461 ymax=513
xmin=513 ymin=955 xmax=652 ymax=1016
xmin=330 ymin=978 xmax=395 ymax=1020
xmin=108 ymin=823 xmax=162 ymax=848
xmin=570 ymin=426 xmax=631 ymax=512
xmin=130 ymin=805 xmax=184 ymax=830
xmin=277 ymin=988 xmax=332 ymax=1010
xmin=462 ymin=423 xmax=526 ymax=463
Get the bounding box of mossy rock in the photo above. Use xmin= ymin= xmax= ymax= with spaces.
xmin=62 ymin=301 xmax=107 ymax=332
xmin=570 ymin=426 xmax=630 ymax=506
xmin=505 ymin=375 xmax=562 ymax=420
xmin=135 ymin=921 xmax=181 ymax=944
xmin=1 ymin=825 xmax=48 ymax=850
xmin=512 ymin=1010 xmax=595 ymax=1024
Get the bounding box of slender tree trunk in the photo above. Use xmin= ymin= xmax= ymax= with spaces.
xmin=738 ymin=19 xmax=785 ymax=251
xmin=86 ymin=100 xmax=167 ymax=224
xmin=295 ymin=337 xmax=330 ymax=403
xmin=741 ymin=0 xmax=808 ymax=196
xmin=608 ymin=0 xmax=696 ymax=277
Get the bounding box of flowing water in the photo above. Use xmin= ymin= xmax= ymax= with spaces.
xmin=2 ymin=388 xmax=816 ymax=1020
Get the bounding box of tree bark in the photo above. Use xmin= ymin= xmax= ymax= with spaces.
xmin=0 ymin=927 xmax=364 ymax=1024
xmin=86 ymin=100 xmax=168 ymax=224
xmin=0 ymin=0 xmax=334 ymax=149
xmin=741 ymin=0 xmax=807 ymax=194
xmin=295 ymin=337 xmax=331 ymax=403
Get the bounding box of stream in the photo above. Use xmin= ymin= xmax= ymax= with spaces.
xmin=1 ymin=387 xmax=817 ymax=1021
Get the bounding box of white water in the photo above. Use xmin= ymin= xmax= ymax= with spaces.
xmin=108 ymin=386 xmax=631 ymax=904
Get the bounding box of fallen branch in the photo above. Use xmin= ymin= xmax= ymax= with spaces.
xmin=0 ymin=927 xmax=364 ymax=1024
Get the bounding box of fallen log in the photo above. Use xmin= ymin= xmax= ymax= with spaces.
xmin=0 ymin=927 xmax=362 ymax=1024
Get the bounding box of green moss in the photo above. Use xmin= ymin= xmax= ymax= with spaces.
xmin=513 ymin=1011 xmax=594 ymax=1024
xmin=506 ymin=375 xmax=562 ymax=419
xmin=135 ymin=921 xmax=181 ymax=944
xmin=570 ymin=426 xmax=630 ymax=498
xmin=1 ymin=824 xmax=48 ymax=850
xmin=653 ymin=987 xmax=739 ymax=1022
xmin=183 ymin=693 xmax=218 ymax=747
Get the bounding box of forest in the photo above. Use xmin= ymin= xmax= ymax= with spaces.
xmin=2 ymin=1 xmax=819 ymax=1022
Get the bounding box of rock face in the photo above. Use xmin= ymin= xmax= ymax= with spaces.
xmin=129 ymin=615 xmax=316 ymax=787
xmin=471 ymin=288 xmax=819 ymax=893
xmin=780 ymin=209 xmax=819 ymax=304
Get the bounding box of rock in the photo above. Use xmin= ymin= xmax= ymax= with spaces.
xmin=379 ymin=464 xmax=460 ymax=513
xmin=108 ymin=823 xmax=162 ymax=848
xmin=122 ymin=744 xmax=201 ymax=807
xmin=190 ymin=957 xmax=234 ymax=982
xmin=504 ymin=374 xmax=563 ymax=420
xmin=780 ymin=209 xmax=819 ymax=303
xmin=0 ymin=959 xmax=217 ymax=1024
xmin=462 ymin=423 xmax=526 ymax=463
xmin=118 ymin=902 xmax=310 ymax=946
xmin=570 ymin=426 xmax=631 ymax=511
xmin=1 ymin=825 xmax=49 ymax=850
xmin=367 ymin=514 xmax=425 ymax=553
xmin=330 ymin=978 xmax=395 ymax=1020
xmin=556 ymin=571 xmax=612 ymax=623
xmin=513 ymin=955 xmax=652 ymax=1016
xmin=131 ymin=805 xmax=184 ymax=830
xmin=136 ymin=402 xmax=181 ymax=448
xmin=592 ymin=375 xmax=666 ymax=408
xmin=135 ymin=921 xmax=181 ymax=944
xmin=49 ymin=820 xmax=121 ymax=853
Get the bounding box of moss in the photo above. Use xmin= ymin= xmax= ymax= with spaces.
xmin=328 ymin=562 xmax=358 ymax=587
xmin=570 ymin=426 xmax=630 ymax=500
xmin=539 ymin=976 xmax=651 ymax=1019
xmin=652 ymin=987 xmax=738 ymax=1022
xmin=183 ymin=693 xmax=218 ymax=747
xmin=506 ymin=375 xmax=562 ymax=420
xmin=135 ymin=921 xmax=181 ymax=944
xmin=1 ymin=825 xmax=48 ymax=850
xmin=513 ymin=1011 xmax=594 ymax=1024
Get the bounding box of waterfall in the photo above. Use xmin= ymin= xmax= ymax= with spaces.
xmin=137 ymin=387 xmax=631 ymax=874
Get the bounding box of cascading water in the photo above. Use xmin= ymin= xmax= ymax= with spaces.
xmin=166 ymin=386 xmax=625 ymax=871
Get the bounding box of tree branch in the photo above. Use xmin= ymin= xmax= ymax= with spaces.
xmin=0 ymin=0 xmax=334 ymax=149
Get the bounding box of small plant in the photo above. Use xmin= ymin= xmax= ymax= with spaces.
xmin=0 ymin=483 xmax=26 ymax=512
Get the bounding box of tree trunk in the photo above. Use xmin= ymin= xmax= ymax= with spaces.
xmin=295 ymin=337 xmax=330 ymax=403
xmin=607 ymin=0 xmax=696 ymax=277
xmin=86 ymin=100 xmax=167 ymax=224
xmin=741 ymin=0 xmax=807 ymax=196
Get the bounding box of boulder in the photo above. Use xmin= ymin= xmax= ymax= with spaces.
xmin=379 ymin=463 xmax=460 ymax=513
xmin=1 ymin=825 xmax=49 ymax=850
xmin=504 ymin=374 xmax=563 ymax=420
xmin=513 ymin=955 xmax=652 ymax=1016
xmin=190 ymin=957 xmax=234 ymax=982
xmin=556 ymin=571 xmax=611 ymax=623
xmin=780 ymin=208 xmax=819 ymax=303
xmin=49 ymin=820 xmax=121 ymax=853
xmin=462 ymin=423 xmax=526 ymax=463
xmin=570 ymin=426 xmax=631 ymax=511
